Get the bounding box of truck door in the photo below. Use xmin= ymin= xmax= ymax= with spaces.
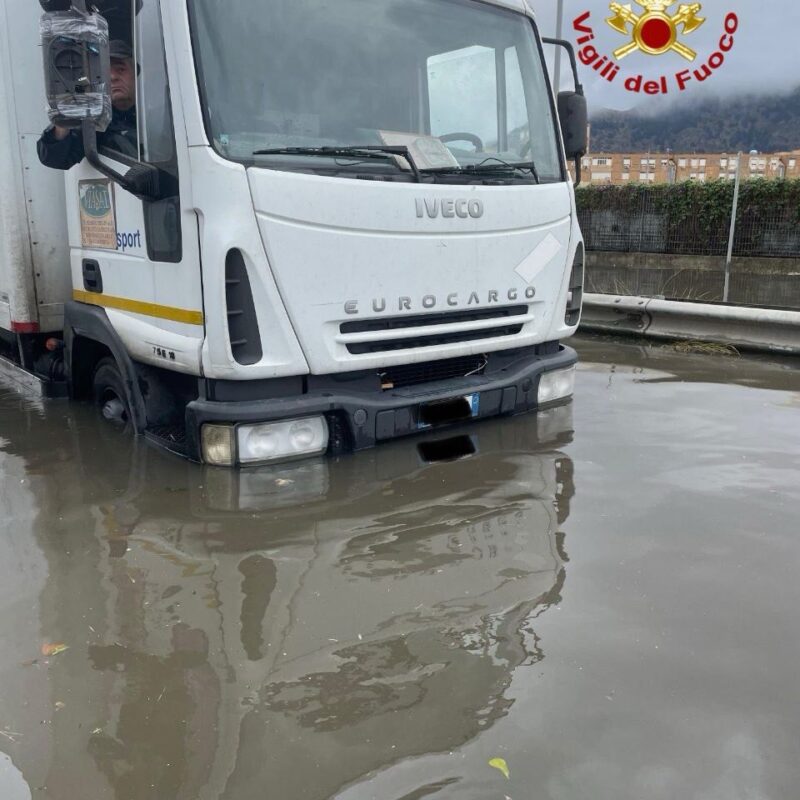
xmin=67 ymin=0 xmax=204 ymax=376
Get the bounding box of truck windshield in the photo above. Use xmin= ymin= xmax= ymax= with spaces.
xmin=189 ymin=0 xmax=563 ymax=182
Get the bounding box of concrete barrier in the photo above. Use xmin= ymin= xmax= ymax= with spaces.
xmin=581 ymin=293 xmax=800 ymax=356
xmin=585 ymin=251 xmax=800 ymax=310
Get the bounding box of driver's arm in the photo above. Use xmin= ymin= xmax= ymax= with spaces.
xmin=37 ymin=124 xmax=86 ymax=170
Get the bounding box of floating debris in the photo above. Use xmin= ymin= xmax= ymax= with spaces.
xmin=489 ymin=757 xmax=510 ymax=780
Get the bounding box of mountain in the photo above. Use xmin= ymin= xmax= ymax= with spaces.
xmin=589 ymin=87 xmax=800 ymax=153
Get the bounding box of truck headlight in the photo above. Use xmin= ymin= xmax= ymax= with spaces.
xmin=538 ymin=366 xmax=576 ymax=406
xmin=201 ymin=416 xmax=329 ymax=467
xmin=237 ymin=417 xmax=329 ymax=465
xmin=202 ymin=424 xmax=236 ymax=467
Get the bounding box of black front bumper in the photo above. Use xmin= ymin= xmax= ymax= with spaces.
xmin=185 ymin=344 xmax=577 ymax=462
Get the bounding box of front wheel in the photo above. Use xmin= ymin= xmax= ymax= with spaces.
xmin=92 ymin=358 xmax=133 ymax=431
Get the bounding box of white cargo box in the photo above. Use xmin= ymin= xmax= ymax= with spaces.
xmin=0 ymin=0 xmax=70 ymax=334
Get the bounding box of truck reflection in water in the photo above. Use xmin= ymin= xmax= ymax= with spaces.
xmin=0 ymin=400 xmax=574 ymax=800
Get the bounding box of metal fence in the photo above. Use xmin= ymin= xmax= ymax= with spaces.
xmin=576 ymin=181 xmax=800 ymax=258
xmin=576 ymin=180 xmax=800 ymax=308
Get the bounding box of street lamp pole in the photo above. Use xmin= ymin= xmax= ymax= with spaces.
xmin=724 ymin=152 xmax=742 ymax=303
xmin=554 ymin=0 xmax=564 ymax=93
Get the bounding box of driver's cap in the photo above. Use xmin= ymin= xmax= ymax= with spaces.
xmin=109 ymin=40 xmax=133 ymax=60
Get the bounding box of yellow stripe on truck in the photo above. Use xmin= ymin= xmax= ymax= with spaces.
xmin=73 ymin=290 xmax=204 ymax=326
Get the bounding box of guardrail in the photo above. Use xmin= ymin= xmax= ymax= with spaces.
xmin=580 ymin=293 xmax=800 ymax=356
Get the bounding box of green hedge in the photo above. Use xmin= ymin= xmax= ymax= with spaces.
xmin=575 ymin=179 xmax=800 ymax=257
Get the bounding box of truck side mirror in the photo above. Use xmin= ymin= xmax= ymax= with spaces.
xmin=557 ymin=91 xmax=588 ymax=161
xmin=557 ymin=91 xmax=588 ymax=185
xmin=40 ymin=10 xmax=164 ymax=202
xmin=40 ymin=9 xmax=112 ymax=131
xmin=541 ymin=37 xmax=589 ymax=186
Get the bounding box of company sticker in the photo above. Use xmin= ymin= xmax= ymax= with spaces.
xmin=79 ymin=179 xmax=117 ymax=250
xmin=573 ymin=1 xmax=739 ymax=96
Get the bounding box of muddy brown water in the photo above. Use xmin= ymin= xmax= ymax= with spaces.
xmin=0 ymin=337 xmax=798 ymax=800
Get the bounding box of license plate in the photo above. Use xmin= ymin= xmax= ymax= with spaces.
xmin=418 ymin=393 xmax=480 ymax=430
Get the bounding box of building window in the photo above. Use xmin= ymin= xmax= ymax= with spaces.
xmin=679 ymin=158 xmax=687 ymax=168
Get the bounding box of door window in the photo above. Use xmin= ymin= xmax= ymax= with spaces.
xmin=135 ymin=0 xmax=182 ymax=262
xmin=136 ymin=0 xmax=175 ymax=164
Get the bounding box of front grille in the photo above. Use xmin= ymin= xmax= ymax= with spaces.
xmin=380 ymin=354 xmax=487 ymax=389
xmin=146 ymin=425 xmax=188 ymax=456
xmin=340 ymin=305 xmax=528 ymax=334
xmin=347 ymin=325 xmax=523 ymax=354
xmin=340 ymin=305 xmax=529 ymax=355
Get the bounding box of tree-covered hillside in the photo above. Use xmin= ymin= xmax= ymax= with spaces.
xmin=590 ymin=87 xmax=800 ymax=153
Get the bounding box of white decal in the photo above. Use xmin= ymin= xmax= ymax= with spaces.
xmin=514 ymin=234 xmax=562 ymax=284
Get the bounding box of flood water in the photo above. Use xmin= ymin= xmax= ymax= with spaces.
xmin=0 ymin=336 xmax=798 ymax=800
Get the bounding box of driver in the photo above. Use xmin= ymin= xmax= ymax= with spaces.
xmin=37 ymin=40 xmax=139 ymax=170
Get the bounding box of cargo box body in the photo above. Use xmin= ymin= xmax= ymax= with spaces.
xmin=0 ymin=0 xmax=69 ymax=335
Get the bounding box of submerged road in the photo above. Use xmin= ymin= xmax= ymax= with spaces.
xmin=0 ymin=336 xmax=798 ymax=800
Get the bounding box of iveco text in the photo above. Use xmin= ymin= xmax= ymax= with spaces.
xmin=416 ymin=198 xmax=484 ymax=219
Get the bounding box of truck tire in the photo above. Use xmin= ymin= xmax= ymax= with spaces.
xmin=92 ymin=358 xmax=133 ymax=430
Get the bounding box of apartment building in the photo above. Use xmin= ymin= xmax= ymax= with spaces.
xmin=578 ymin=150 xmax=800 ymax=185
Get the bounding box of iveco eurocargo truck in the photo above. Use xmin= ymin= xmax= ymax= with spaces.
xmin=0 ymin=0 xmax=587 ymax=466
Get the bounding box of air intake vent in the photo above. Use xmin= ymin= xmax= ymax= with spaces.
xmin=380 ymin=354 xmax=487 ymax=389
xmin=565 ymin=243 xmax=584 ymax=327
xmin=225 ymin=249 xmax=263 ymax=365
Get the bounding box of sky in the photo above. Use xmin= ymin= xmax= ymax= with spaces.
xmin=528 ymin=0 xmax=800 ymax=111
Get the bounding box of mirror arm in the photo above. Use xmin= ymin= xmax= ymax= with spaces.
xmin=542 ymin=37 xmax=584 ymax=96
xmin=81 ymin=118 xmax=129 ymax=186
xmin=81 ymin=119 xmax=163 ymax=201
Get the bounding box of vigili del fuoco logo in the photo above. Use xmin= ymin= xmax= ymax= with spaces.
xmin=573 ymin=1 xmax=739 ymax=95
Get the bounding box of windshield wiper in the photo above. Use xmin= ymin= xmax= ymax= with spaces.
xmin=423 ymin=157 xmax=540 ymax=184
xmin=252 ymin=145 xmax=422 ymax=182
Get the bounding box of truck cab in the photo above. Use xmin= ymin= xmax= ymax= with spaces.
xmin=0 ymin=0 xmax=587 ymax=466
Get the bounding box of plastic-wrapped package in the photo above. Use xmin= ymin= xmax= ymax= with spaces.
xmin=40 ymin=11 xmax=112 ymax=132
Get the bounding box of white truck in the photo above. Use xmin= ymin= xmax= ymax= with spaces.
xmin=0 ymin=0 xmax=587 ymax=467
